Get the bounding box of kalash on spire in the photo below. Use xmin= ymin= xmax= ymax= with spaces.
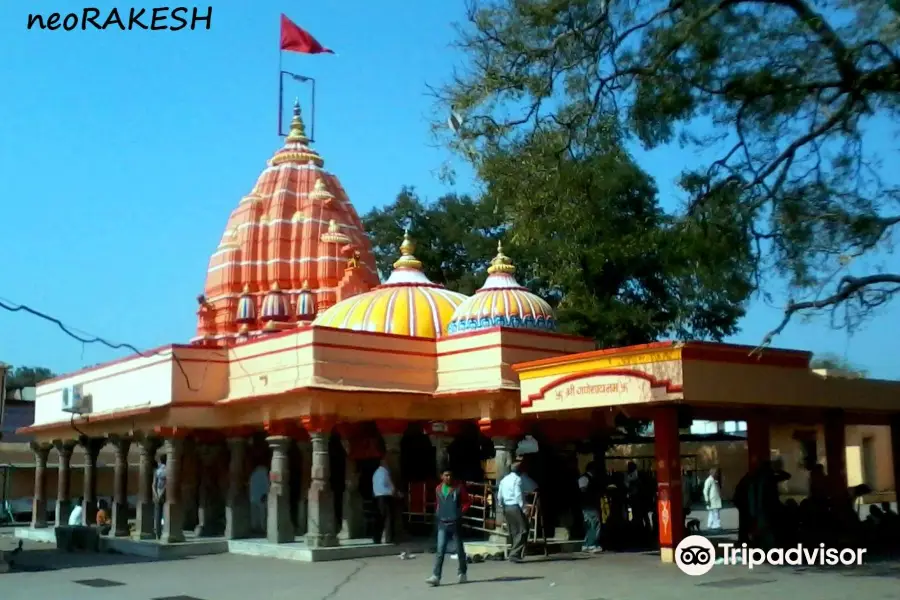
xmin=194 ymin=99 xmax=380 ymax=345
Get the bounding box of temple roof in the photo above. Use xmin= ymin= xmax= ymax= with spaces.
xmin=195 ymin=100 xmax=380 ymax=343
xmin=313 ymin=231 xmax=468 ymax=338
xmin=448 ymin=242 xmax=556 ymax=334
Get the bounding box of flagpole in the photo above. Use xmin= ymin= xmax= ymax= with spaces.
xmin=277 ymin=46 xmax=284 ymax=137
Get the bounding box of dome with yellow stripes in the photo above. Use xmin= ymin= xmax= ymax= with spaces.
xmin=447 ymin=242 xmax=556 ymax=334
xmin=313 ymin=231 xmax=468 ymax=338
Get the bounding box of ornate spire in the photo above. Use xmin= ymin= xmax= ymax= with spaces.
xmin=321 ymin=219 xmax=352 ymax=244
xmin=393 ymin=229 xmax=423 ymax=270
xmin=310 ymin=176 xmax=335 ymax=206
xmin=236 ymin=284 xmax=257 ymax=323
xmin=487 ymin=240 xmax=516 ymax=275
xmin=286 ymin=98 xmax=309 ymax=143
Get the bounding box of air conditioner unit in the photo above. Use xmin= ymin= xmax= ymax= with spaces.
xmin=61 ymin=384 xmax=89 ymax=415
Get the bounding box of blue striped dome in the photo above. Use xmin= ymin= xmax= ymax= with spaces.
xmin=236 ymin=285 xmax=257 ymax=323
xmin=261 ymin=282 xmax=290 ymax=321
xmin=448 ymin=243 xmax=556 ymax=335
xmin=296 ymin=281 xmax=316 ymax=321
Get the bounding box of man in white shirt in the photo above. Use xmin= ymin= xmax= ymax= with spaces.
xmin=249 ymin=464 xmax=269 ymax=535
xmin=496 ymin=461 xmax=529 ymax=562
xmin=372 ymin=458 xmax=397 ymax=544
xmin=703 ymin=467 xmax=723 ymax=530
xmin=68 ymin=496 xmax=84 ymax=526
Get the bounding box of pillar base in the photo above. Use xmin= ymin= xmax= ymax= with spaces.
xmin=267 ymin=495 xmax=295 ymax=544
xmin=135 ymin=502 xmax=155 ymax=539
xmin=112 ymin=501 xmax=129 ymax=537
xmin=55 ymin=500 xmax=72 ymax=526
xmin=305 ymin=533 xmax=338 ymax=548
xmin=660 ymin=547 xmax=675 ymax=563
xmin=295 ymin=499 xmax=308 ymax=536
xmin=162 ymin=502 xmax=185 ymax=543
xmin=225 ymin=502 xmax=252 ymax=540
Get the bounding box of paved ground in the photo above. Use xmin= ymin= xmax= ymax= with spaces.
xmin=2 ymin=528 xmax=900 ymax=600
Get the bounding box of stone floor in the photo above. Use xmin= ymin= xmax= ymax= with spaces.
xmin=3 ymin=528 xmax=900 ymax=600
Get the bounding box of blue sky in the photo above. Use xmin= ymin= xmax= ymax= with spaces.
xmin=0 ymin=1 xmax=896 ymax=379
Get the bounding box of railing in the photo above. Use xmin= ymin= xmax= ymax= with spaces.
xmin=405 ymin=480 xmax=548 ymax=550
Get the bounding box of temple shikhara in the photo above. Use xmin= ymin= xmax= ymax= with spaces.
xmin=15 ymin=101 xmax=900 ymax=564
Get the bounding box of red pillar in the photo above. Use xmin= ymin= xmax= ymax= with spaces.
xmin=746 ymin=412 xmax=771 ymax=472
xmin=890 ymin=415 xmax=900 ymax=504
xmin=824 ymin=410 xmax=847 ymax=499
xmin=654 ymin=405 xmax=683 ymax=563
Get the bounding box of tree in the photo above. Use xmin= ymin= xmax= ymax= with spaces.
xmin=435 ymin=0 xmax=900 ymax=345
xmin=810 ymin=353 xmax=868 ymax=377
xmin=362 ymin=187 xmax=504 ymax=295
xmin=4 ymin=365 xmax=56 ymax=390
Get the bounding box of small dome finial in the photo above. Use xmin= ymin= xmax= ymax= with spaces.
xmin=287 ymin=99 xmax=309 ymax=143
xmin=393 ymin=229 xmax=423 ymax=270
xmin=488 ymin=240 xmax=516 ymax=275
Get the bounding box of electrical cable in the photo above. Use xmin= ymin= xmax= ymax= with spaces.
xmin=0 ymin=296 xmax=213 ymax=392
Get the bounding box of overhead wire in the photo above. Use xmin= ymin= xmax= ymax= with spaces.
xmin=0 ymin=296 xmax=218 ymax=392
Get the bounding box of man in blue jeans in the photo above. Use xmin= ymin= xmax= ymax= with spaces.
xmin=426 ymin=469 xmax=472 ymax=586
xmin=578 ymin=462 xmax=603 ymax=553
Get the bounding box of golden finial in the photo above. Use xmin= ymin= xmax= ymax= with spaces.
xmin=301 ymin=280 xmax=310 ymax=290
xmin=286 ymin=98 xmax=309 ymax=143
xmin=487 ymin=240 xmax=516 ymax=275
xmin=241 ymin=284 xmax=251 ymax=294
xmin=270 ymin=281 xmax=281 ymax=292
xmin=238 ymin=323 xmax=250 ymax=335
xmin=393 ymin=229 xmax=423 ymax=270
xmin=320 ymin=219 xmax=351 ymax=244
xmin=310 ymin=176 xmax=334 ymax=204
xmin=328 ymin=219 xmax=339 ymax=233
xmin=291 ymin=211 xmax=304 ymax=222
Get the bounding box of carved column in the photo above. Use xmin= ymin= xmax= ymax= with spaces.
xmin=54 ymin=440 xmax=76 ymax=525
xmin=382 ymin=433 xmax=404 ymax=540
xmin=225 ymin=437 xmax=251 ymax=540
xmin=306 ymin=428 xmax=337 ymax=548
xmin=30 ymin=442 xmax=52 ymax=528
xmin=162 ymin=437 xmax=185 ymax=543
xmin=492 ymin=436 xmax=516 ymax=528
xmin=109 ymin=435 xmax=132 ymax=536
xmin=135 ymin=436 xmax=160 ymax=539
xmin=340 ymin=438 xmax=365 ymax=539
xmin=195 ymin=443 xmax=221 ymax=537
xmin=80 ymin=438 xmax=105 ymax=526
xmin=266 ymin=436 xmax=294 ymax=543
xmin=296 ymin=440 xmax=311 ymax=536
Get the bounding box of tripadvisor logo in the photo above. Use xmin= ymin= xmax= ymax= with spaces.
xmin=675 ymin=535 xmax=867 ymax=576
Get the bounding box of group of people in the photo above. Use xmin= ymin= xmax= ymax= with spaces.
xmin=65 ymin=496 xmax=112 ymax=534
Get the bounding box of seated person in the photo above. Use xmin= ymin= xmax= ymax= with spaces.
xmin=96 ymin=500 xmax=112 ymax=535
xmin=68 ymin=497 xmax=85 ymax=526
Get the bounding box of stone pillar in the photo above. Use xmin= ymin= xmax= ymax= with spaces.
xmin=54 ymin=440 xmax=76 ymax=525
xmin=135 ymin=436 xmax=160 ymax=539
xmin=180 ymin=438 xmax=199 ymax=532
xmin=382 ymin=433 xmax=404 ymax=541
xmin=162 ymin=438 xmax=185 ymax=543
xmin=430 ymin=435 xmax=450 ymax=475
xmin=492 ymin=436 xmax=515 ymax=528
xmin=654 ymin=405 xmax=684 ymax=564
xmin=340 ymin=438 xmax=365 ymax=539
xmin=80 ymin=438 xmax=105 ymax=526
xmin=296 ymin=440 xmax=311 ymax=536
xmin=30 ymin=442 xmax=52 ymax=528
xmin=266 ymin=436 xmax=294 ymax=543
xmin=824 ymin=409 xmax=848 ymax=501
xmin=746 ymin=412 xmax=771 ymax=472
xmin=109 ymin=436 xmax=132 ymax=536
xmin=225 ymin=437 xmax=251 ymax=540
xmin=306 ymin=430 xmax=337 ymax=548
xmin=195 ymin=444 xmax=221 ymax=537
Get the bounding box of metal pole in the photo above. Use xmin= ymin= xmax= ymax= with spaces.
xmin=310 ymin=78 xmax=316 ymax=143
xmin=277 ymin=66 xmax=285 ymax=137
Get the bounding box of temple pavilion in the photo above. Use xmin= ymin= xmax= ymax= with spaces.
xmin=17 ymin=102 xmax=900 ymax=563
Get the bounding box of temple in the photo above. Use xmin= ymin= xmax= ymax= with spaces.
xmin=15 ymin=102 xmax=900 ymax=563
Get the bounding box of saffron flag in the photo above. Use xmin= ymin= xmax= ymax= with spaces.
xmin=280 ymin=14 xmax=334 ymax=54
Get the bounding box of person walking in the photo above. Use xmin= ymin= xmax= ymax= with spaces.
xmin=372 ymin=457 xmax=398 ymax=544
xmin=152 ymin=455 xmax=168 ymax=539
xmin=497 ymin=461 xmax=529 ymax=562
xmin=577 ymin=462 xmax=603 ymax=553
xmin=426 ymin=469 xmax=472 ymax=587
xmin=703 ymin=468 xmax=723 ymax=531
